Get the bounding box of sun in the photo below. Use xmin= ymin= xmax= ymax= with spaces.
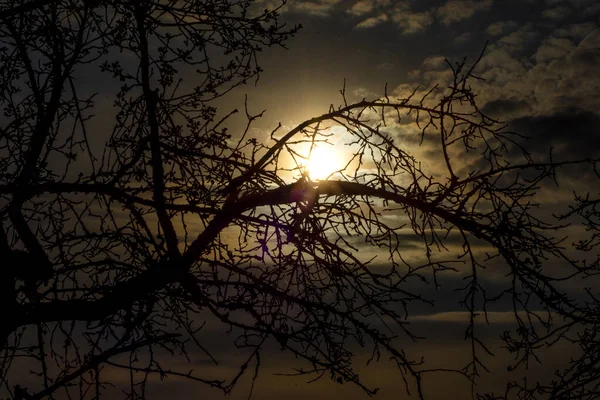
xmin=304 ymin=145 xmax=343 ymax=180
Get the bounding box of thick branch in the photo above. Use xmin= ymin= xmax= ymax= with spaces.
xmin=134 ymin=0 xmax=179 ymax=256
xmin=15 ymin=179 xmax=489 ymax=329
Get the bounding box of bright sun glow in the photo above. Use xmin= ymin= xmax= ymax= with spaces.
xmin=304 ymin=145 xmax=343 ymax=180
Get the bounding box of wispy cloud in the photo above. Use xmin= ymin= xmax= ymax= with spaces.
xmin=422 ymin=55 xmax=447 ymax=70
xmin=390 ymin=2 xmax=433 ymax=34
xmin=544 ymin=0 xmax=600 ymax=16
xmin=349 ymin=1 xmax=434 ymax=33
xmin=496 ymin=23 xmax=539 ymax=53
xmin=533 ymin=36 xmax=575 ymax=62
xmin=347 ymin=0 xmax=375 ymax=16
xmin=411 ymin=311 xmax=556 ymax=324
xmin=542 ymin=5 xmax=572 ymax=20
xmin=436 ymin=0 xmax=494 ymax=25
xmin=486 ymin=20 xmax=518 ymax=36
xmin=554 ymin=22 xmax=598 ymax=39
xmin=355 ymin=13 xmax=388 ymax=29
xmin=251 ymin=0 xmax=343 ymax=17
xmin=347 ymin=0 xmax=392 ymax=16
xmin=454 ymin=31 xmax=472 ymax=44
xmin=298 ymin=0 xmax=344 ymax=16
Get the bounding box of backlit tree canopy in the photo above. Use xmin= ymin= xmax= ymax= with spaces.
xmin=1 ymin=1 xmax=600 ymax=399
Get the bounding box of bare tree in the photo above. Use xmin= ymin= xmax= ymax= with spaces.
xmin=0 ymin=1 xmax=599 ymax=399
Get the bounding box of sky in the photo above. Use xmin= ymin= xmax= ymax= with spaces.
xmin=182 ymin=0 xmax=600 ymax=398
xmin=246 ymin=0 xmax=600 ymax=146
xmin=3 ymin=0 xmax=600 ymax=399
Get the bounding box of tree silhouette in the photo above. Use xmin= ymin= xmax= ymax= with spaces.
xmin=1 ymin=1 xmax=599 ymax=399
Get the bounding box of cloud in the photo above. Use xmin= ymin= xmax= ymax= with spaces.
xmin=542 ymin=5 xmax=572 ymax=20
xmin=486 ymin=20 xmax=518 ymax=36
xmin=348 ymin=0 xmax=375 ymax=16
xmin=554 ymin=22 xmax=598 ymax=39
xmin=347 ymin=1 xmax=432 ymax=33
xmin=509 ymin=110 xmax=600 ymax=159
xmin=450 ymin=27 xmax=600 ymax=172
xmin=355 ymin=13 xmax=388 ymax=28
xmin=302 ymin=0 xmax=493 ymax=34
xmin=376 ymin=62 xmax=395 ymax=70
xmin=390 ymin=2 xmax=433 ymax=34
xmin=454 ymin=31 xmax=472 ymax=44
xmin=582 ymin=2 xmax=600 ymax=15
xmin=347 ymin=0 xmax=393 ymax=15
xmin=496 ymin=23 xmax=539 ymax=53
xmin=436 ymin=0 xmax=494 ymax=25
xmin=546 ymin=0 xmax=595 ymax=7
xmin=422 ymin=55 xmax=447 ymax=70
xmin=533 ymin=36 xmax=576 ymax=62
xmin=287 ymin=0 xmax=343 ymax=16
xmin=542 ymin=0 xmax=600 ymax=15
xmin=481 ymin=97 xmax=534 ymax=119
xmin=468 ymin=26 xmax=600 ymax=163
xmin=411 ymin=311 xmax=557 ymax=325
xmin=252 ymin=0 xmax=345 ymax=17
xmin=352 ymin=87 xmax=379 ymax=99
xmin=534 ymin=30 xmax=600 ymax=111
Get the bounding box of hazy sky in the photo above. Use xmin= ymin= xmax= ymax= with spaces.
xmin=146 ymin=1 xmax=600 ymax=399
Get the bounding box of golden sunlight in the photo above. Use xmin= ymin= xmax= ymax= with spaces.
xmin=304 ymin=145 xmax=343 ymax=180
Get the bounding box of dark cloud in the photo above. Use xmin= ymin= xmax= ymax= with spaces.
xmin=497 ymin=23 xmax=540 ymax=53
xmin=435 ymin=0 xmax=494 ymax=25
xmin=486 ymin=20 xmax=519 ymax=36
xmin=481 ymin=97 xmax=534 ymax=118
xmin=509 ymin=108 xmax=600 ymax=159
xmin=554 ymin=21 xmax=597 ymax=39
xmin=570 ymin=45 xmax=600 ymax=67
xmin=542 ymin=5 xmax=572 ymax=20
